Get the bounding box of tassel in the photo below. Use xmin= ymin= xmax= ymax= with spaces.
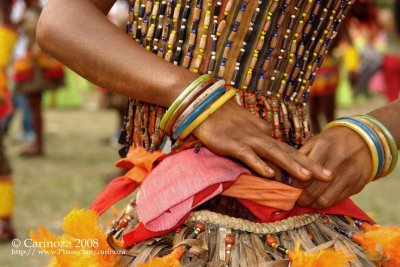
xmin=138 ymin=222 xmax=205 ymax=267
xmin=137 ymin=248 xmax=183 ymax=267
xmin=288 ymin=243 xmax=353 ymax=267
xmin=352 ymin=225 xmax=400 ymax=266
xmin=30 ymin=209 xmax=122 ymax=267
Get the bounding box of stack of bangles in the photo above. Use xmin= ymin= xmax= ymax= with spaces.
xmin=325 ymin=115 xmax=398 ymax=182
xmin=160 ymin=74 xmax=235 ymax=142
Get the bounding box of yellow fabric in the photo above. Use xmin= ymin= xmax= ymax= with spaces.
xmin=0 ymin=178 xmax=14 ymax=218
xmin=0 ymin=26 xmax=17 ymax=67
xmin=343 ymin=45 xmax=359 ymax=72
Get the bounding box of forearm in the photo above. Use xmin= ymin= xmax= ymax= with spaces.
xmin=368 ymin=99 xmax=400 ymax=148
xmin=37 ymin=0 xmax=197 ymax=107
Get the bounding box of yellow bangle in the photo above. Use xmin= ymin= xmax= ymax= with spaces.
xmin=354 ymin=116 xmax=392 ymax=178
xmin=324 ymin=120 xmax=379 ymax=183
xmin=160 ymin=74 xmax=211 ymax=130
xmin=179 ymin=89 xmax=236 ymax=140
xmin=359 ymin=114 xmax=398 ymax=176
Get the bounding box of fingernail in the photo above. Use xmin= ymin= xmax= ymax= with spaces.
xmin=323 ymin=168 xmax=332 ymax=176
xmin=301 ymin=168 xmax=311 ymax=176
xmin=265 ymin=166 xmax=275 ymax=176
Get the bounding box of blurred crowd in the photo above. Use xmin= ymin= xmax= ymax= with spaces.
xmin=310 ymin=0 xmax=400 ymax=132
xmin=0 ymin=0 xmax=399 ymax=242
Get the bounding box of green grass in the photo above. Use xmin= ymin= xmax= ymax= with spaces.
xmin=0 ymin=92 xmax=399 ymax=266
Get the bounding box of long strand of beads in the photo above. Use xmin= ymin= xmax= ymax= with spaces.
xmin=190 ymin=0 xmax=212 ymax=73
xmin=217 ymin=1 xmax=249 ymax=80
xmin=182 ymin=0 xmax=202 ymax=68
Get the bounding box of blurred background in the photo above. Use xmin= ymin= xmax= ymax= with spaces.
xmin=0 ymin=0 xmax=400 ymax=266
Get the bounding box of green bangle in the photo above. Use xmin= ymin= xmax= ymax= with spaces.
xmin=359 ymin=114 xmax=398 ymax=176
xmin=160 ymin=74 xmax=211 ymax=130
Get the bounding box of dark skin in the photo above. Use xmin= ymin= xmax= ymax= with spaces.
xmin=37 ymin=0 xmax=399 ymax=208
xmin=296 ymin=100 xmax=400 ymax=209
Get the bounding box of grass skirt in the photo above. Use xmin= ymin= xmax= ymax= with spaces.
xmin=109 ymin=206 xmax=377 ymax=267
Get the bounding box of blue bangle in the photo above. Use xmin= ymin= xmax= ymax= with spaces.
xmin=172 ymin=86 xmax=226 ymax=140
xmin=337 ymin=117 xmax=385 ymax=177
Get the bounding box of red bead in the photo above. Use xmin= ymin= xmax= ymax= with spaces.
xmin=195 ymin=222 xmax=205 ymax=233
xmin=120 ymin=219 xmax=129 ymax=228
xmin=225 ymin=233 xmax=235 ymax=245
xmin=266 ymin=235 xmax=277 ymax=246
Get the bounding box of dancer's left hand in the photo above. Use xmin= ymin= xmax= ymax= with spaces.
xmin=294 ymin=126 xmax=373 ymax=209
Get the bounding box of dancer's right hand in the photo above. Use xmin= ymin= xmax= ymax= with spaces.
xmin=193 ymin=99 xmax=333 ymax=182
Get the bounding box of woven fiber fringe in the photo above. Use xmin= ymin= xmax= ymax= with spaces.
xmin=110 ymin=212 xmax=376 ymax=267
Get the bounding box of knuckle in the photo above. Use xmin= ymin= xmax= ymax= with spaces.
xmin=317 ymin=196 xmax=332 ymax=208
xmin=264 ymin=141 xmax=279 ymax=152
xmin=284 ymin=145 xmax=298 ymax=156
xmin=258 ymin=121 xmax=271 ymax=133
xmin=235 ymin=145 xmax=252 ymax=160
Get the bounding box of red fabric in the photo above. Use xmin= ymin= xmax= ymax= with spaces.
xmin=90 ymin=176 xmax=139 ymax=216
xmin=0 ymin=89 xmax=12 ymax=122
xmin=122 ymin=214 xmax=189 ymax=247
xmin=42 ymin=68 xmax=65 ymax=80
xmin=382 ymin=54 xmax=400 ymax=103
xmin=239 ymin=198 xmax=374 ymax=224
xmin=115 ymin=159 xmax=135 ymax=169
xmin=13 ymin=70 xmax=34 ymax=82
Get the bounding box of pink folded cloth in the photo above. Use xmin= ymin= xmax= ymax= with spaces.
xmin=136 ymin=148 xmax=250 ymax=232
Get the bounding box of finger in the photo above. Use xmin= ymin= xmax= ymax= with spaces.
xmin=278 ymin=142 xmax=333 ymax=182
xmin=251 ymin=138 xmax=314 ymax=182
xmin=297 ymin=180 xmax=331 ymax=207
xmin=229 ymin=144 xmax=276 ymax=178
xmin=314 ymin=160 xmax=368 ymax=209
xmin=311 ymin=171 xmax=358 ymax=209
xmin=299 ymin=137 xmax=316 ymax=155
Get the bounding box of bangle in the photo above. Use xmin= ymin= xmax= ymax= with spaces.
xmin=172 ymin=79 xmax=226 ymax=133
xmin=354 ymin=116 xmax=392 ymax=178
xmin=179 ymin=89 xmax=236 ymax=140
xmin=358 ymin=114 xmax=398 ymax=176
xmin=163 ymin=78 xmax=215 ymax=136
xmin=172 ymin=86 xmax=226 ymax=140
xmin=325 ymin=120 xmax=379 ymax=183
xmin=337 ymin=117 xmax=385 ymax=178
xmin=160 ymin=74 xmax=211 ymax=130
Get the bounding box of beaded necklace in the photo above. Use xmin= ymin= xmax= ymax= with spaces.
xmin=120 ymin=0 xmax=355 ymax=154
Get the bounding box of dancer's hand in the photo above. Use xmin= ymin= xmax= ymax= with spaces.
xmin=295 ymin=126 xmax=372 ymax=209
xmin=193 ymin=99 xmax=333 ymax=182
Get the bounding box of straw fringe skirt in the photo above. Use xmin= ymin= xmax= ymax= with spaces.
xmin=109 ymin=207 xmax=376 ymax=267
